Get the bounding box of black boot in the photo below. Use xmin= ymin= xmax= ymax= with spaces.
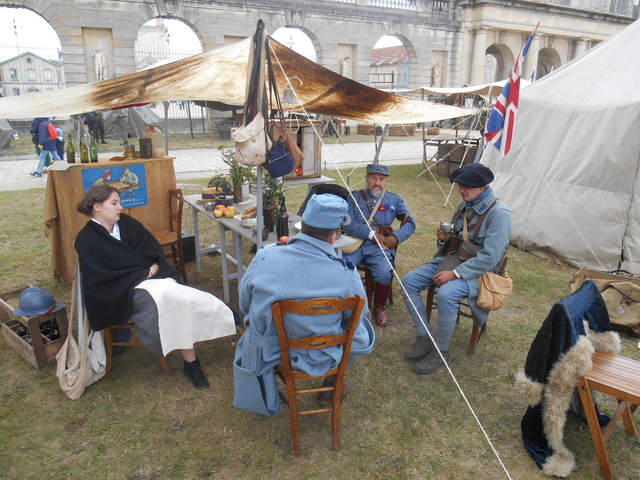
xmin=404 ymin=335 xmax=435 ymax=361
xmin=183 ymin=357 xmax=210 ymax=389
xmin=373 ymin=282 xmax=393 ymax=327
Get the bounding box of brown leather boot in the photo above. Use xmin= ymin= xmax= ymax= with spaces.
xmin=373 ymin=282 xmax=393 ymax=327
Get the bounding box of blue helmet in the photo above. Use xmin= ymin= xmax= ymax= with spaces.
xmin=13 ymin=287 xmax=64 ymax=317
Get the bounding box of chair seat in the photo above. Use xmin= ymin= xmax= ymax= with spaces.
xmin=577 ymin=351 xmax=640 ymax=480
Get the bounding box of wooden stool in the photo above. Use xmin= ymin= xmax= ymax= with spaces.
xmin=425 ymin=285 xmax=485 ymax=355
xmin=577 ymin=351 xmax=640 ymax=480
xmin=103 ymin=323 xmax=172 ymax=378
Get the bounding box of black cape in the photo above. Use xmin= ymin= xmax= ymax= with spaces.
xmin=74 ymin=214 xmax=180 ymax=331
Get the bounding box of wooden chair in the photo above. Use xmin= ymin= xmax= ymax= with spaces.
xmin=103 ymin=323 xmax=172 ymax=378
xmin=272 ymin=296 xmax=365 ymax=457
xmin=152 ymin=188 xmax=188 ymax=284
xmin=577 ymin=351 xmax=640 ymax=480
xmin=357 ymin=263 xmax=393 ymax=309
xmin=425 ymin=285 xmax=485 ymax=355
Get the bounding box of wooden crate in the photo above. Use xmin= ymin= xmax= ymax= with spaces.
xmin=0 ymin=286 xmax=69 ymax=369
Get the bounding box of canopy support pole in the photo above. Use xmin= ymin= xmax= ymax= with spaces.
xmin=373 ymin=124 xmax=389 ymax=165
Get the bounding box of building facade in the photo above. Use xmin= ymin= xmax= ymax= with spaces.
xmin=0 ymin=51 xmax=64 ymax=97
xmin=0 ymin=0 xmax=636 ymax=96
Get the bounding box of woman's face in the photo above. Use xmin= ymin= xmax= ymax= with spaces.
xmin=92 ymin=191 xmax=122 ymax=225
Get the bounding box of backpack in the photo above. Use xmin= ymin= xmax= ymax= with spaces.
xmin=47 ymin=122 xmax=58 ymax=141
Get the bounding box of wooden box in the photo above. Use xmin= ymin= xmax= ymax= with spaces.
xmin=436 ymin=144 xmax=478 ymax=177
xmin=0 ymin=286 xmax=69 ymax=369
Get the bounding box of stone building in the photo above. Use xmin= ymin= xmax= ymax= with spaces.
xmin=0 ymin=51 xmax=64 ymax=97
xmin=0 ymin=0 xmax=636 ymax=93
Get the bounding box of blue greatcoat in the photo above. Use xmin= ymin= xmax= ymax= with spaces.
xmin=233 ymin=233 xmax=375 ymax=416
xmin=343 ymin=188 xmax=416 ymax=284
xmin=431 ymin=188 xmax=512 ymax=326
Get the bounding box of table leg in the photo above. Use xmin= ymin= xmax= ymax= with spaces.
xmin=234 ymin=232 xmax=244 ymax=284
xmin=192 ymin=207 xmax=202 ymax=273
xmin=218 ymin=223 xmax=230 ymax=304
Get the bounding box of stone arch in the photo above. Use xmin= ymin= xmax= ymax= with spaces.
xmin=135 ymin=16 xmax=203 ymax=71
xmin=536 ymin=47 xmax=561 ymax=79
xmin=272 ymin=26 xmax=319 ymax=63
xmin=370 ymin=34 xmax=414 ymax=88
xmin=485 ymin=43 xmax=514 ymax=82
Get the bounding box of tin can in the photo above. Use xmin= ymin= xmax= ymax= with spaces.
xmin=441 ymin=222 xmax=455 ymax=233
xmin=124 ymin=146 xmax=135 ymax=159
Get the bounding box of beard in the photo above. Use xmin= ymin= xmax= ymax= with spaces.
xmin=370 ymin=187 xmax=383 ymax=198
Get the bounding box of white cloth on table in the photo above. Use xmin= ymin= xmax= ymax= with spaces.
xmin=135 ymin=278 xmax=236 ymax=356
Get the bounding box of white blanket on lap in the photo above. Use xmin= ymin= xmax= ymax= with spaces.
xmin=136 ymin=279 xmax=236 ymax=356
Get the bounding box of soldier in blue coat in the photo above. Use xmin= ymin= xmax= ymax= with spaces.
xmin=402 ymin=163 xmax=512 ymax=374
xmin=343 ymin=164 xmax=416 ymax=327
xmin=233 ymin=194 xmax=375 ymax=416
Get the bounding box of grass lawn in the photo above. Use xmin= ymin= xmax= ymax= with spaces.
xmin=1 ymin=164 xmax=639 ymax=480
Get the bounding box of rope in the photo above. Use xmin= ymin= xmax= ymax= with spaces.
xmin=269 ymin=43 xmax=513 ymax=479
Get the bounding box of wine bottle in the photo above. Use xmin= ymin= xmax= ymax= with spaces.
xmin=66 ymin=134 xmax=75 ymax=163
xmin=79 ymin=136 xmax=89 ymax=163
xmin=276 ymin=196 xmax=289 ymax=239
xmin=89 ymin=135 xmax=99 ymax=163
xmin=264 ymin=189 xmax=274 ymax=233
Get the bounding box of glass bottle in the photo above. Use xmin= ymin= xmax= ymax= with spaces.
xmin=89 ymin=135 xmax=99 ymax=163
xmin=264 ymin=188 xmax=274 ymax=233
xmin=79 ymin=136 xmax=89 ymax=164
xmin=276 ymin=196 xmax=289 ymax=239
xmin=66 ymin=134 xmax=75 ymax=163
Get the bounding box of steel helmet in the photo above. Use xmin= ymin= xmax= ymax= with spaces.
xmin=13 ymin=287 xmax=64 ymax=317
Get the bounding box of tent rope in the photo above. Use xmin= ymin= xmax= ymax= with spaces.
xmin=270 ymin=41 xmax=513 ymax=480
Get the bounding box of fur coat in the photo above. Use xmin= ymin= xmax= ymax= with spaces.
xmin=515 ymin=280 xmax=620 ymax=477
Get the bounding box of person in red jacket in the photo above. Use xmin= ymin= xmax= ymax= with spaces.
xmin=29 ymin=118 xmax=61 ymax=178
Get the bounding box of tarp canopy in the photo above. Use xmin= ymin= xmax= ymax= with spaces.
xmin=0 ymin=37 xmax=475 ymax=125
xmin=481 ymin=18 xmax=640 ymax=273
xmin=103 ymin=105 xmax=164 ymax=139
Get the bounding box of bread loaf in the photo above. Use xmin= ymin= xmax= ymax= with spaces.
xmin=241 ymin=206 xmax=257 ymax=219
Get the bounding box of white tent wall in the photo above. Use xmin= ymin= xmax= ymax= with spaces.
xmin=481 ymin=19 xmax=640 ymax=273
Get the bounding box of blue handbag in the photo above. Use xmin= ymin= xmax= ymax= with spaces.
xmin=265 ymin=139 xmax=294 ymax=177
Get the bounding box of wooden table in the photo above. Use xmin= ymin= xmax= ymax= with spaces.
xmin=45 ymin=157 xmax=176 ymax=281
xmin=184 ymin=194 xmax=355 ymax=303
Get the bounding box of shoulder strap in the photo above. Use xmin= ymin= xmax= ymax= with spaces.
xmin=360 ymin=190 xmax=386 ymax=225
xmin=463 ymin=199 xmax=499 ymax=242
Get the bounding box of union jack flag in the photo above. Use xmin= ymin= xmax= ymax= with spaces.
xmin=484 ymin=24 xmax=539 ymax=156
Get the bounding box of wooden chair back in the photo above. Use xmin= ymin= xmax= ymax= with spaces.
xmin=272 ymin=296 xmax=365 ymax=457
xmin=152 ymin=188 xmax=188 ymax=284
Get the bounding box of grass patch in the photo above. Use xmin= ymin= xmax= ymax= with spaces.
xmin=1 ymin=164 xmax=639 ymax=479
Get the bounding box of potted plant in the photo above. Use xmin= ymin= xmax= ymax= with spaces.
xmin=219 ymin=146 xmax=253 ymax=203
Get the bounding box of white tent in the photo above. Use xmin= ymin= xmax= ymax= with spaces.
xmin=481 ymin=19 xmax=640 ymax=273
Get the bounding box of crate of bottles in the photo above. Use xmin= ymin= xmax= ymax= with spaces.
xmin=0 ymin=286 xmax=69 ymax=369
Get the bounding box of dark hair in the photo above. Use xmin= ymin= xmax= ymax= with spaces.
xmin=300 ymin=222 xmax=339 ymax=242
xmin=76 ymin=185 xmax=119 ymax=216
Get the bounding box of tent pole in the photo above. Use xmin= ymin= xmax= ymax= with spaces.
xmin=421 ymin=89 xmax=426 ymax=166
xmin=256 ymin=165 xmax=264 ymax=250
xmin=164 ymin=101 xmax=169 ymax=155
xmin=373 ymin=124 xmax=389 ymax=164
xmin=187 ymin=101 xmax=194 ymax=139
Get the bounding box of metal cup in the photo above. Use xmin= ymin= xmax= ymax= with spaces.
xmin=440 ymin=222 xmax=455 ymax=233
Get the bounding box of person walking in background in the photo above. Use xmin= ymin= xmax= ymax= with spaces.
xmin=114 ymin=109 xmax=131 ymax=146
xmin=95 ymin=111 xmax=107 ymax=144
xmin=29 ymin=118 xmax=61 ymax=178
xmin=55 ymin=128 xmax=65 ymax=162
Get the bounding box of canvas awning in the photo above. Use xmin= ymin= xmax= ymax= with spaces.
xmin=0 ymin=38 xmax=475 ymax=125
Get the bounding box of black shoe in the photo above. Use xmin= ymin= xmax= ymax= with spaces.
xmin=30 ymin=172 xmax=42 ymax=178
xmin=413 ymin=350 xmax=450 ymax=375
xmin=183 ymin=357 xmax=210 ymax=389
xmin=404 ymin=335 xmax=435 ymax=361
xmin=317 ymin=377 xmax=353 ymax=405
xmin=101 ymin=140 xmax=108 ymax=144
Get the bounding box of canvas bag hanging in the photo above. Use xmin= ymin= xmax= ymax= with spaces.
xmin=232 ymin=20 xmax=268 ymax=167
xmin=263 ymin=42 xmax=294 ymax=177
xmin=56 ymin=268 xmax=106 ymax=400
xmin=477 ymin=267 xmax=513 ymax=312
